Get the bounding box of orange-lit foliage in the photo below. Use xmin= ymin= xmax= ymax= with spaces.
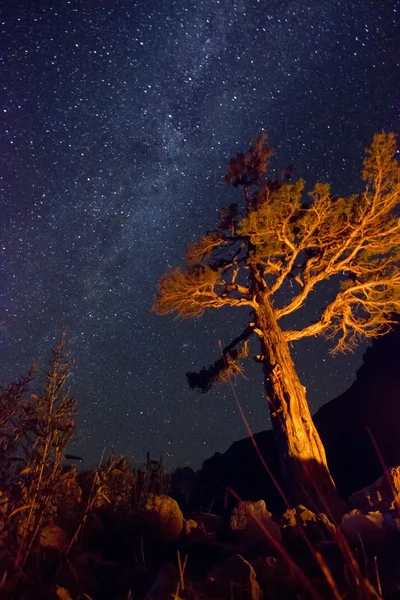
xmin=153 ymin=132 xmax=400 ymax=510
xmin=154 ymin=133 xmax=400 ymax=354
xmin=0 ymin=335 xmax=388 ymax=599
xmin=0 ymin=331 xmax=172 ymax=593
xmin=10 ymin=332 xmax=76 ymax=568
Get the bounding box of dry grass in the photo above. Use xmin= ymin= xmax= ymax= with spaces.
xmin=0 ymin=335 xmax=394 ymax=599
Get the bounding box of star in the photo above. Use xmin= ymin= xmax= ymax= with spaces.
xmin=0 ymin=0 xmax=398 ymax=469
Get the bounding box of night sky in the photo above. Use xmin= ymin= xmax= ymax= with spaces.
xmin=1 ymin=0 xmax=399 ymax=470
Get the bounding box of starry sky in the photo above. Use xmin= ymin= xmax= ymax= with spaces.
xmin=1 ymin=0 xmax=399 ymax=470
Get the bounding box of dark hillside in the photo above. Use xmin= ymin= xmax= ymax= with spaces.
xmin=191 ymin=325 xmax=400 ymax=512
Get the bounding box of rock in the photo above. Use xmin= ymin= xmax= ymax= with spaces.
xmin=39 ymin=525 xmax=68 ymax=552
xmin=144 ymin=494 xmax=183 ymax=542
xmin=55 ymin=587 xmax=73 ymax=600
xmin=251 ymin=556 xmax=298 ymax=596
xmin=340 ymin=509 xmax=400 ymax=551
xmin=208 ymin=553 xmax=262 ymax=600
xmin=281 ymin=505 xmax=334 ymax=547
xmin=282 ymin=505 xmax=318 ymax=529
xmin=250 ymin=556 xmax=280 ymax=584
xmin=350 ymin=467 xmax=400 ymax=513
xmin=315 ymin=540 xmax=348 ymax=589
xmin=187 ymin=512 xmax=222 ymax=534
xmin=182 ymin=518 xmax=199 ymax=535
xmin=181 ymin=517 xmax=216 ymax=543
xmin=145 ymin=564 xmax=179 ymax=599
xmin=230 ymin=500 xmax=281 ymax=550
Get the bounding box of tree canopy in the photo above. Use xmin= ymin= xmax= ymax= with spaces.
xmin=154 ymin=132 xmax=400 ymax=355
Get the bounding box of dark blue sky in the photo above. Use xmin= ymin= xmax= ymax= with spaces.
xmin=1 ymin=0 xmax=399 ymax=469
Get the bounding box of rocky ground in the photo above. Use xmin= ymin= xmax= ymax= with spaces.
xmin=4 ymin=466 xmax=400 ymax=600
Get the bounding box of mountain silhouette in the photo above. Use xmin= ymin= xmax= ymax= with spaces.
xmin=189 ymin=324 xmax=400 ymax=513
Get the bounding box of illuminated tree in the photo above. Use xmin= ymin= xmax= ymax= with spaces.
xmin=153 ymin=132 xmax=400 ymax=510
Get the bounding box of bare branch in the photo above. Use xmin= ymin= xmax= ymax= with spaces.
xmin=185 ymin=231 xmax=224 ymax=265
xmin=276 ymin=135 xmax=400 ymax=318
xmin=186 ymin=325 xmax=254 ymax=391
xmin=285 ymin=272 xmax=400 ymax=352
xmin=155 ymin=132 xmax=400 ymax=355
xmin=225 ymin=132 xmax=274 ymax=189
xmin=152 ymin=267 xmax=254 ymax=318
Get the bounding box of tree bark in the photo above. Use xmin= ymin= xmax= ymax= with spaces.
xmin=253 ymin=285 xmax=342 ymax=515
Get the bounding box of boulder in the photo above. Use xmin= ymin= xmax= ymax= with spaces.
xmin=250 ymin=555 xmax=280 ymax=584
xmin=230 ymin=500 xmax=281 ymax=547
xmin=207 ymin=553 xmax=262 ymax=600
xmin=350 ymin=467 xmax=400 ymax=513
xmin=145 ymin=563 xmax=179 ymax=600
xmin=181 ymin=518 xmax=216 ymax=543
xmin=39 ymin=525 xmax=68 ymax=552
xmin=144 ymin=494 xmax=183 ymax=542
xmin=251 ymin=556 xmax=298 ymax=596
xmin=55 ymin=588 xmax=73 ymax=600
xmin=182 ymin=518 xmax=199 ymax=535
xmin=340 ymin=509 xmax=400 ymax=551
xmin=281 ymin=505 xmax=334 ymax=548
xmin=187 ymin=512 xmax=222 ymax=534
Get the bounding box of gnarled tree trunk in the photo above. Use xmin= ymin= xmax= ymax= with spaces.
xmin=254 ymin=288 xmax=341 ymax=514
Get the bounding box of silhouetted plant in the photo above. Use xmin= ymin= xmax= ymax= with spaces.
xmin=0 ymin=367 xmax=37 ymax=539
xmin=12 ymin=331 xmax=76 ymax=569
xmin=133 ymin=453 xmax=171 ymax=511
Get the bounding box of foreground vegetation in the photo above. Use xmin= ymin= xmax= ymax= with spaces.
xmin=1 ymin=334 xmax=400 ymax=599
xmin=0 ymin=334 xmax=171 ymax=598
